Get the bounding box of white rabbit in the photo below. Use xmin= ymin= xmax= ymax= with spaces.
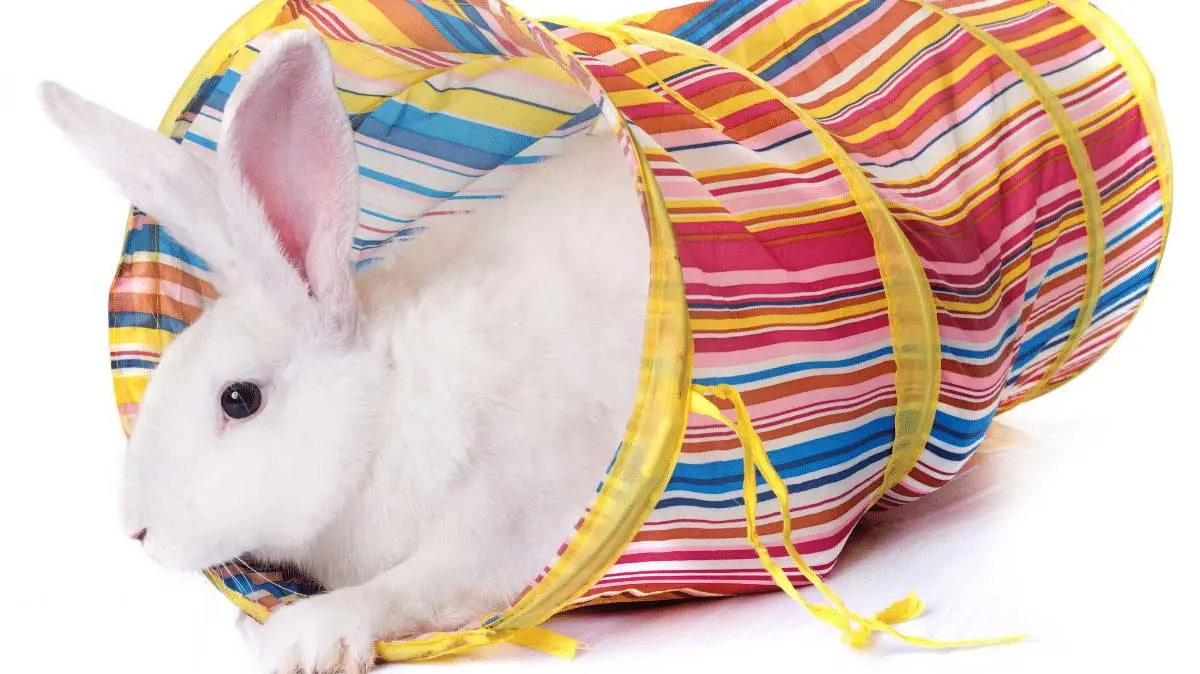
xmin=39 ymin=30 xmax=649 ymax=674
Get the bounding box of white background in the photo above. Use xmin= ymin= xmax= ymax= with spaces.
xmin=0 ymin=1 xmax=1194 ymax=672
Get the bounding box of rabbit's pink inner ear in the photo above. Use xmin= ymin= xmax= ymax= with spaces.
xmin=237 ymin=139 xmax=326 ymax=283
xmin=221 ymin=32 xmax=360 ymax=296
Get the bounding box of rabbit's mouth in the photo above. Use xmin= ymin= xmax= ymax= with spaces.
xmin=134 ymin=528 xmax=254 ymax=573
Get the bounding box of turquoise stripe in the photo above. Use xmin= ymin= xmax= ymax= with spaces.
xmin=358 ymin=166 xmax=456 ymax=198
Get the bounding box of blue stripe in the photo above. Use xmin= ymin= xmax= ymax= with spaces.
xmin=692 ymin=346 xmax=893 ymax=387
xmin=204 ymin=88 xmax=232 ymax=114
xmin=110 ymin=312 xmax=188 ymax=334
xmin=1039 ymin=45 xmax=1107 ymax=79
xmin=928 ymin=414 xmax=992 ymax=456
xmin=404 ymin=0 xmax=501 ymax=55
xmin=505 ymin=154 xmax=545 ymax=165
xmin=456 ymin=2 xmax=496 ymax=43
xmin=656 ymin=448 xmax=892 ymax=510
xmin=1109 ymin=205 xmax=1163 ymax=249
xmin=355 ymin=139 xmax=482 ymax=179
xmin=1047 ymin=251 xmax=1087 ymax=278
xmin=215 ymin=69 xmax=242 ymax=96
xmin=1010 ymin=261 xmax=1156 ymax=374
xmin=183 ymin=132 xmax=217 ymax=150
xmin=924 ymin=440 xmax=976 ymax=463
xmin=666 ymin=137 xmax=740 ymax=153
xmin=759 ymin=0 xmax=889 ymax=82
xmin=1045 ymin=205 xmax=1161 ymax=280
xmin=1099 ymin=155 xmax=1157 ymax=201
xmin=111 ymin=359 xmax=158 ymax=371
xmin=181 ymin=75 xmax=223 ymax=118
xmin=1012 ymin=311 xmax=1076 ymax=370
xmin=930 ymin=410 xmax=996 ymax=439
xmin=1094 ymin=263 xmax=1156 ymax=316
xmin=556 ymin=105 xmax=603 ymax=131
xmin=666 ymin=421 xmax=894 ymax=494
xmin=758 ymin=127 xmax=816 ymax=152
xmin=221 ymin=573 xmax=304 ymax=600
xmin=122 ymin=223 xmax=210 ymax=271
xmin=941 ymin=320 xmax=1022 ymax=360
xmin=674 ymin=0 xmax=768 ymax=46
xmin=1091 ymin=287 xmax=1147 ymax=324
xmin=357 ymin=104 xmax=537 ymax=172
xmin=367 ymin=99 xmax=537 ymax=156
xmin=360 ymin=207 xmax=415 ymax=224
xmin=926 ymin=413 xmax=995 ymax=462
xmin=353 ymin=227 xmax=422 ymax=250
xmin=1006 ymin=283 xmax=1147 ymax=391
xmin=359 ymin=166 xmax=456 ymax=198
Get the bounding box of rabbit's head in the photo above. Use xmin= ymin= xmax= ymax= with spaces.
xmin=40 ymin=32 xmax=384 ymax=570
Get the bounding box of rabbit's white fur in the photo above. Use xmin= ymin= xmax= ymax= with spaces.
xmin=39 ymin=30 xmax=648 ymax=674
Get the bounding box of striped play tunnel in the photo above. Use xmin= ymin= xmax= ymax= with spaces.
xmin=106 ymin=0 xmax=1169 ymax=661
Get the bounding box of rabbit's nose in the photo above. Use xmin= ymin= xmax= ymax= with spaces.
xmin=131 ymin=528 xmax=148 ymax=542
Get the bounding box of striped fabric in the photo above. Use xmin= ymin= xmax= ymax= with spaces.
xmin=105 ymin=0 xmax=1168 ymax=658
xmin=563 ymin=0 xmax=1170 ymax=605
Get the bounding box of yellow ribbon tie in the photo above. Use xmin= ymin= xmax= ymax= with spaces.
xmin=690 ymin=385 xmax=1026 ymax=650
xmin=372 ymin=624 xmax=581 ymax=662
xmin=506 ymin=625 xmax=582 ymax=660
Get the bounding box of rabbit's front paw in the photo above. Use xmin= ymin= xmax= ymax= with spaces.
xmin=255 ymin=589 xmax=380 ymax=674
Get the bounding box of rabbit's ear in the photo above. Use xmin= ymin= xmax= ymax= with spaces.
xmin=37 ymin=81 xmax=240 ymax=282
xmin=219 ymin=30 xmax=361 ymax=331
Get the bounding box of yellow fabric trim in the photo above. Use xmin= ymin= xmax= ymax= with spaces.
xmin=155 ymin=0 xmax=290 ymax=135
xmin=448 ymin=5 xmax=695 ymax=657
xmin=911 ymin=2 xmax=1104 ymax=405
xmin=690 ymin=386 xmax=1026 ymax=649
xmin=1049 ymin=0 xmax=1173 ymax=232
xmin=205 ymin=570 xmax=274 ymax=623
xmin=581 ymin=21 xmax=940 ymax=503
xmin=371 ymin=124 xmax=695 ymax=663
xmin=1016 ymin=0 xmax=1174 ymax=402
xmin=505 ymin=625 xmax=581 ymax=660
xmin=205 ymin=569 xmax=581 ymax=661
xmin=487 ymin=126 xmax=693 ymax=632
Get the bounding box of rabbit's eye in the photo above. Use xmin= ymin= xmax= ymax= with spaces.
xmin=220 ymin=381 xmax=262 ymax=420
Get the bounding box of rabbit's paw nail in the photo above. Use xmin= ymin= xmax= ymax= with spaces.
xmin=256 ymin=593 xmax=378 ymax=674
